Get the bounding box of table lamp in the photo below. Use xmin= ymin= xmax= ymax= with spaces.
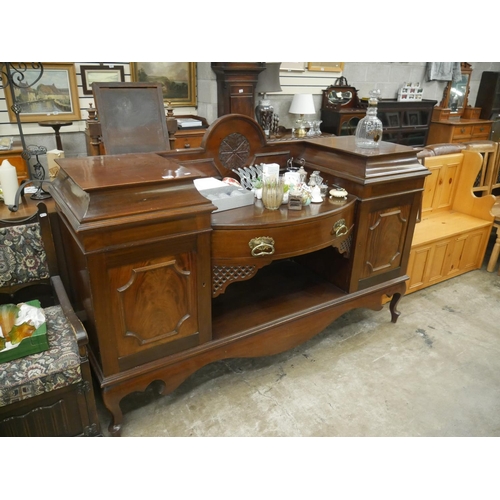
xmin=289 ymin=94 xmax=316 ymax=137
xmin=255 ymin=63 xmax=282 ymax=137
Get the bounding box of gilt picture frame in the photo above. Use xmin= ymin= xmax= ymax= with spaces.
xmin=3 ymin=62 xmax=81 ymax=123
xmin=80 ymin=64 xmax=125 ymax=95
xmin=130 ymin=62 xmax=197 ymax=107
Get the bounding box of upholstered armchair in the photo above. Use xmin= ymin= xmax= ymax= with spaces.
xmin=0 ymin=202 xmax=101 ymax=436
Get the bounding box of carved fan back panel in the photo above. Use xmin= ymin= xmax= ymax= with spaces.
xmin=219 ymin=133 xmax=250 ymax=171
xmin=202 ymin=114 xmax=267 ymax=178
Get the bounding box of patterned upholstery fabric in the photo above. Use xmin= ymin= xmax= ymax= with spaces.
xmin=0 ymin=305 xmax=82 ymax=407
xmin=0 ymin=222 xmax=50 ymax=287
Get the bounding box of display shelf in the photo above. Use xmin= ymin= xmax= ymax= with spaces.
xmin=212 ymin=259 xmax=346 ymax=340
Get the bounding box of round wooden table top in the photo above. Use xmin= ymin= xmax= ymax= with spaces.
xmin=37 ymin=120 xmax=73 ymax=128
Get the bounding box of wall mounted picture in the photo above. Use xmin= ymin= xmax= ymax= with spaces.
xmin=80 ymin=65 xmax=125 ymax=95
xmin=2 ymin=62 xmax=81 ymax=123
xmin=130 ymin=62 xmax=197 ymax=107
xmin=307 ymin=62 xmax=344 ymax=72
xmin=280 ymin=62 xmax=306 ymax=72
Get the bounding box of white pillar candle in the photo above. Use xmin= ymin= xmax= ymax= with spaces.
xmin=0 ymin=159 xmax=20 ymax=206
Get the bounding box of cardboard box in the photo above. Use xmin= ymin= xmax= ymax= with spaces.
xmin=194 ymin=178 xmax=254 ymax=212
xmin=47 ymin=149 xmax=64 ymax=179
xmin=0 ymin=300 xmax=48 ymax=364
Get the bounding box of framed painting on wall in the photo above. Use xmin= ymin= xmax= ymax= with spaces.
xmin=280 ymin=62 xmax=306 ymax=72
xmin=307 ymin=62 xmax=344 ymax=72
xmin=80 ymin=64 xmax=125 ymax=95
xmin=130 ymin=62 xmax=197 ymax=107
xmin=2 ymin=62 xmax=81 ymax=123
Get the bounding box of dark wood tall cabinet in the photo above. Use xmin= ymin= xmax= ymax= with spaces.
xmin=211 ymin=62 xmax=265 ymax=118
xmin=475 ymin=71 xmax=500 ymax=120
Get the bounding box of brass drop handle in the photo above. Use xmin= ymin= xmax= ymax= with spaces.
xmin=184 ymin=143 xmax=191 ymax=148
xmin=332 ymin=219 xmax=348 ymax=238
xmin=460 ymin=128 xmax=466 ymax=133
xmin=479 ymin=127 xmax=484 ymax=132
xmin=249 ymin=236 xmax=275 ymax=257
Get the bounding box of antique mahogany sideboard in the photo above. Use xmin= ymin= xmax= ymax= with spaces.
xmin=50 ymin=114 xmax=429 ymax=436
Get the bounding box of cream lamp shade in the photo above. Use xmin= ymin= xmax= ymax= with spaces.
xmin=289 ymin=94 xmax=315 ymax=137
xmin=289 ymin=94 xmax=316 ymax=115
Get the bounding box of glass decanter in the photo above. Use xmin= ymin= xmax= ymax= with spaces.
xmin=355 ymin=89 xmax=383 ymax=149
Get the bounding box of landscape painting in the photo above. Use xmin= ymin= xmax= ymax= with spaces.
xmin=80 ymin=64 xmax=125 ymax=95
xmin=3 ymin=63 xmax=81 ymax=122
xmin=130 ymin=62 xmax=197 ymax=107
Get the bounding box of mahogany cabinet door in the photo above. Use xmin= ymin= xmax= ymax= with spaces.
xmin=85 ymin=232 xmax=212 ymax=377
xmin=350 ymin=191 xmax=421 ymax=291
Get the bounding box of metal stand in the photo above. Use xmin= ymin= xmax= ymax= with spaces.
xmin=0 ymin=62 xmax=44 ymax=182
xmin=27 ymin=145 xmax=50 ymax=200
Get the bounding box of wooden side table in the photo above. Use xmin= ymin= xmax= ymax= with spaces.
xmin=38 ymin=121 xmax=73 ymax=150
xmin=0 ymin=195 xmax=55 ymax=222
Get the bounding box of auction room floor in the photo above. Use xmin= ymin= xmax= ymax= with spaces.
xmin=95 ymin=236 xmax=500 ymax=437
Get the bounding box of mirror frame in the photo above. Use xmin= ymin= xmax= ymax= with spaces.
xmin=322 ymin=84 xmax=360 ymax=111
xmin=439 ymin=62 xmax=472 ymax=118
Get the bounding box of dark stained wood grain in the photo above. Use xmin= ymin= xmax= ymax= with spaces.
xmin=51 ymin=113 xmax=429 ymax=436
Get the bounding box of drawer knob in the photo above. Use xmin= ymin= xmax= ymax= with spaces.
xmin=332 ymin=219 xmax=348 ymax=237
xmin=249 ymin=236 xmax=275 ymax=257
xmin=460 ymin=128 xmax=466 ymax=133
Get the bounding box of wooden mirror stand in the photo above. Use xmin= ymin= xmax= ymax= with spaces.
xmin=432 ymin=62 xmax=480 ymax=121
xmin=428 ymin=63 xmax=494 ymax=144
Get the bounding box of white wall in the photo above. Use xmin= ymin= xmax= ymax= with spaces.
xmin=0 ymin=62 xmax=200 ymax=137
xmin=268 ymin=62 xmax=500 ymax=130
xmin=2 ymin=61 xmax=500 ymax=170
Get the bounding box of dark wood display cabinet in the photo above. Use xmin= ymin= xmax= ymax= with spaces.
xmin=321 ymin=81 xmax=436 ymax=147
xmin=362 ymin=98 xmax=437 ymax=147
xmin=50 ymin=114 xmax=429 ymax=436
xmin=320 ymin=79 xmax=364 ymax=136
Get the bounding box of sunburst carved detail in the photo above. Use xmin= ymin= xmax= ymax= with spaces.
xmin=219 ymin=133 xmax=250 ymax=170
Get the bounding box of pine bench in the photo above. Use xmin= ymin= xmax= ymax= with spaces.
xmin=406 ymin=145 xmax=495 ymax=294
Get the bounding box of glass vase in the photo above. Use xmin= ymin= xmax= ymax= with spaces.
xmin=262 ymin=177 xmax=285 ymax=210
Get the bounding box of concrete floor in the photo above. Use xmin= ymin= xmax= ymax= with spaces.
xmin=95 ymin=236 xmax=500 ymax=437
